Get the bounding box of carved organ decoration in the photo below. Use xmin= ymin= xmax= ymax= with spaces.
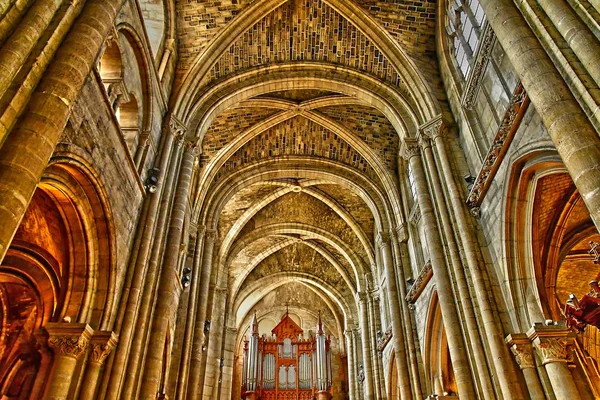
xmin=565 ymin=280 xmax=600 ymax=333
xmin=242 ymin=310 xmax=333 ymax=400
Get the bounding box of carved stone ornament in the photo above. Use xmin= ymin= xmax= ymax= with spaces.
xmin=466 ymin=82 xmax=530 ymax=209
xmin=89 ymin=332 xmax=118 ymax=365
xmin=400 ymin=139 xmax=420 ymax=160
xmin=45 ymin=323 xmax=93 ymax=360
xmin=462 ymin=23 xmax=496 ymax=110
xmin=184 ymin=139 xmax=200 ymax=155
xmin=376 ymin=232 xmax=391 ymax=249
xmin=533 ymin=337 xmax=569 ymax=365
xmin=377 ymin=327 xmax=393 ymax=352
xmin=405 ymin=262 xmax=433 ymax=303
xmin=417 ymin=132 xmax=432 ymax=150
xmin=168 ymin=114 xmax=187 ymax=137
xmin=509 ymin=343 xmax=535 ymax=370
xmin=419 ymin=115 xmax=443 ymax=140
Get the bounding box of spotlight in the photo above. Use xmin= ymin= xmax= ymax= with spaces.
xmin=464 ymin=174 xmax=476 ymax=191
xmin=181 ymin=267 xmax=192 ymax=288
xmin=145 ymin=167 xmax=160 ymax=194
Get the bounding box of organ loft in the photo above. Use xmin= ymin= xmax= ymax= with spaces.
xmin=1 ymin=0 xmax=600 ymax=399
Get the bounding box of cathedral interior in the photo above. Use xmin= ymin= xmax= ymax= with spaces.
xmin=1 ymin=0 xmax=600 ymax=399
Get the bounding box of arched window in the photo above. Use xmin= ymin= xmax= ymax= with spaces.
xmin=446 ymin=0 xmax=485 ymax=79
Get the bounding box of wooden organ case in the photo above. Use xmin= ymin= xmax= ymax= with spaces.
xmin=241 ymin=311 xmax=333 ymax=400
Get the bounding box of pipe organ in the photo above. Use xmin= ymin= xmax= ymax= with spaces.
xmin=242 ymin=311 xmax=333 ymax=400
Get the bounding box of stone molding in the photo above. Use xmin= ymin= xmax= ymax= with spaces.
xmin=466 ymin=82 xmax=530 ymax=214
xmin=405 ymin=261 xmax=433 ymax=303
xmin=89 ymin=331 xmax=118 ymax=365
xmin=506 ymin=333 xmax=535 ymax=370
xmin=376 ymin=327 xmax=392 ymax=352
xmin=43 ymin=323 xmax=94 ymax=360
xmin=462 ymin=23 xmax=496 ymax=110
xmin=419 ymin=115 xmax=443 ymax=140
xmin=400 ymin=138 xmax=420 ymax=161
xmin=205 ymin=229 xmax=218 ymax=241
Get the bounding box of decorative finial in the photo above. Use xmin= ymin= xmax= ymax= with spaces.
xmin=317 ymin=310 xmax=324 ymax=335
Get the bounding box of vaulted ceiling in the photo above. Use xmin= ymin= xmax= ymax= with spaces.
xmin=170 ymin=0 xmax=442 ymax=339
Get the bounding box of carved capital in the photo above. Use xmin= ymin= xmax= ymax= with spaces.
xmin=527 ymin=323 xmax=574 ymax=365
xmin=506 ymin=334 xmax=535 ymax=370
xmin=89 ymin=331 xmax=118 ymax=365
xmin=356 ymin=291 xmax=368 ymax=304
xmin=419 ymin=115 xmax=444 ymax=140
xmin=168 ymin=114 xmax=187 ymax=138
xmin=417 ymin=132 xmax=432 ymax=150
xmin=184 ymin=139 xmax=200 ymax=155
xmin=44 ymin=323 xmax=93 ymax=360
xmin=400 ymin=139 xmax=420 ymax=160
xmin=376 ymin=232 xmax=391 ymax=249
xmin=205 ymin=229 xmax=218 ymax=241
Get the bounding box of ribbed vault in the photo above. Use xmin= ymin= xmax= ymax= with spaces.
xmin=173 ymin=0 xmax=441 ymax=398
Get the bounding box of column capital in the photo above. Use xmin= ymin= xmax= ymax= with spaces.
xmin=375 ymin=232 xmax=391 ymax=248
xmin=205 ymin=229 xmax=218 ymax=241
xmin=418 ymin=115 xmax=444 ymax=140
xmin=417 ymin=131 xmax=432 ymax=150
xmin=506 ymin=333 xmax=535 ymax=370
xmin=43 ymin=323 xmax=93 ymax=360
xmin=356 ymin=291 xmax=368 ymax=303
xmin=89 ymin=331 xmax=118 ymax=365
xmin=527 ymin=323 xmax=574 ymax=365
xmin=184 ymin=138 xmax=200 ymax=156
xmin=400 ymin=138 xmax=420 ymax=160
xmin=391 ymin=224 xmax=408 ymax=243
xmin=168 ymin=114 xmax=187 ymax=138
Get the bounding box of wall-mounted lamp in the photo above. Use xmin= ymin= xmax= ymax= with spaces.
xmin=145 ymin=167 xmax=160 ymax=194
xmin=181 ymin=267 xmax=192 ymax=288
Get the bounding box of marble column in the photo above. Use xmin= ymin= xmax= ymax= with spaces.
xmin=506 ymin=333 xmax=545 ymax=400
xmin=478 ymin=0 xmax=600 ymax=231
xmin=344 ymin=328 xmax=357 ymax=400
xmin=79 ymin=331 xmax=118 ymax=400
xmin=140 ymin=138 xmax=198 ymax=400
xmin=0 ymin=0 xmax=127 ymax=264
xmin=377 ymin=232 xmax=412 ymax=399
xmin=357 ymin=292 xmax=376 ymax=400
xmin=187 ymin=228 xmax=218 ymax=400
xmin=401 ymin=139 xmax=476 ymax=399
xmin=528 ymin=323 xmax=581 ymax=400
xmin=43 ymin=323 xmax=93 ymax=400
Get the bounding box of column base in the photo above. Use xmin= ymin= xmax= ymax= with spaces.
xmin=316 ymin=390 xmax=332 ymax=400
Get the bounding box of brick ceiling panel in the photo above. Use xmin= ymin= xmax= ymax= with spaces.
xmin=218 ymin=115 xmax=378 ymax=179
xmin=208 ymin=0 xmax=403 ymax=85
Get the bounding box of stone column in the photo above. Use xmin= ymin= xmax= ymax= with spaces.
xmin=506 ymin=333 xmax=545 ymax=400
xmin=429 ymin=119 xmax=527 ymax=399
xmin=366 ymin=291 xmax=384 ymax=399
xmin=377 ymin=232 xmax=412 ymax=399
xmin=400 ymin=139 xmax=476 ymax=399
xmin=0 ymin=0 xmax=63 ymax=107
xmin=117 ymin=123 xmax=184 ymax=400
xmin=203 ymin=286 xmax=228 ymax=399
xmin=0 ymin=0 xmax=127 ymax=264
xmin=187 ymin=228 xmax=217 ymax=399
xmin=42 ymin=323 xmax=93 ymax=400
xmin=219 ymin=326 xmax=238 ymax=400
xmin=528 ymin=324 xmax=581 ymax=400
xmin=79 ymin=331 xmax=118 ymax=400
xmin=390 ymin=228 xmax=423 ymax=399
xmin=357 ymin=292 xmax=375 ymax=400
xmin=175 ymin=225 xmax=206 ymax=399
xmin=536 ymin=0 xmax=600 ymax=89
xmin=351 ymin=328 xmax=361 ymax=398
xmin=344 ymin=328 xmax=357 ymax=400
xmin=478 ymin=0 xmax=600 ymax=230
xmin=139 ymin=138 xmax=198 ymax=400
xmin=418 ymin=129 xmax=495 ymax=398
